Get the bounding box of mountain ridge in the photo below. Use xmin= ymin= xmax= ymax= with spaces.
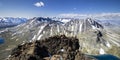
xmin=0 ymin=17 xmax=120 ymax=60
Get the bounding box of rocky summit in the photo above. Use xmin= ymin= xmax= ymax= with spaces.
xmin=7 ymin=35 xmax=95 ymax=60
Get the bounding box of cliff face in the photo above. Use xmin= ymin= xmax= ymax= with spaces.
xmin=7 ymin=35 xmax=95 ymax=60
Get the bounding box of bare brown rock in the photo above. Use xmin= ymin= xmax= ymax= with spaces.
xmin=7 ymin=35 xmax=95 ymax=60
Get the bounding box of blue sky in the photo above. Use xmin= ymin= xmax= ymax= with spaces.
xmin=0 ymin=0 xmax=120 ymax=18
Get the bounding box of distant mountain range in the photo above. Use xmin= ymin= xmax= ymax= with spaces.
xmin=0 ymin=17 xmax=28 ymax=28
xmin=60 ymin=13 xmax=120 ymax=20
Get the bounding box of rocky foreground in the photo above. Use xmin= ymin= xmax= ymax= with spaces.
xmin=7 ymin=35 xmax=95 ymax=60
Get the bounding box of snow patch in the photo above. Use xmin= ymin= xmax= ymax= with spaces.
xmin=99 ymin=48 xmax=105 ymax=54
xmin=60 ymin=49 xmax=65 ymax=52
xmin=37 ymin=34 xmax=43 ymax=40
xmin=61 ymin=19 xmax=70 ymax=23
xmin=91 ymin=25 xmax=96 ymax=29
xmin=106 ymin=42 xmax=111 ymax=48
xmin=21 ymin=41 xmax=25 ymax=45
xmin=37 ymin=24 xmax=47 ymax=35
xmin=32 ymin=35 xmax=36 ymax=40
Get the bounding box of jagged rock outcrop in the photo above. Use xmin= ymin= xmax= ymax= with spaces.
xmin=7 ymin=35 xmax=95 ymax=60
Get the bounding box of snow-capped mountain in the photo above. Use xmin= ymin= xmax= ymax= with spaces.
xmin=0 ymin=17 xmax=120 ymax=59
xmin=96 ymin=20 xmax=120 ymax=27
xmin=9 ymin=17 xmax=104 ymax=41
xmin=0 ymin=17 xmax=28 ymax=28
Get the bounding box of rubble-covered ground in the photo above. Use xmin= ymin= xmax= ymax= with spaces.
xmin=7 ymin=35 xmax=95 ymax=60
